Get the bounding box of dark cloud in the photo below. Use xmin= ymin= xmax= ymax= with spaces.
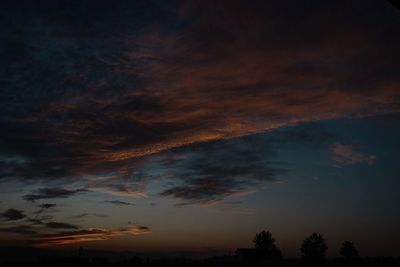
xmin=0 ymin=0 xmax=399 ymax=201
xmin=0 ymin=225 xmax=37 ymax=236
xmin=73 ymin=213 xmax=89 ymax=219
xmin=23 ymin=188 xmax=89 ymax=202
xmin=35 ymin=203 xmax=57 ymax=214
xmin=25 ymin=214 xmax=54 ymax=225
xmin=45 ymin=222 xmax=79 ymax=229
xmin=104 ymin=200 xmax=135 ymax=206
xmin=26 ymin=218 xmax=44 ymax=225
xmin=39 ymin=204 xmax=56 ymax=209
xmin=1 ymin=209 xmax=26 ymax=221
xmin=155 ymin=135 xmax=285 ymax=204
xmin=72 ymin=213 xmax=108 ymax=219
xmin=154 ymin=123 xmax=338 ymax=204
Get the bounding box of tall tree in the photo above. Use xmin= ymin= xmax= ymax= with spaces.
xmin=301 ymin=233 xmax=328 ymax=261
xmin=253 ymin=230 xmax=282 ymax=260
xmin=340 ymin=241 xmax=359 ymax=259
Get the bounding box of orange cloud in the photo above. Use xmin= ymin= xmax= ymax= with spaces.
xmin=31 ymin=226 xmax=150 ymax=247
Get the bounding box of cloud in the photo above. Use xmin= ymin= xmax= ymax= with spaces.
xmin=330 ymin=143 xmax=376 ymax=165
xmin=0 ymin=225 xmax=37 ymax=235
xmin=0 ymin=220 xmax=149 ymax=246
xmin=104 ymin=200 xmax=135 ymax=206
xmin=72 ymin=213 xmax=108 ymax=219
xmin=87 ymin=175 xmax=147 ymax=198
xmin=45 ymin=222 xmax=79 ymax=229
xmin=1 ymin=209 xmax=26 ymax=221
xmin=25 ymin=214 xmax=54 ymax=225
xmin=31 ymin=226 xmax=150 ymax=247
xmin=0 ymin=0 xmax=399 ymax=201
xmin=35 ymin=203 xmax=57 ymax=215
xmin=39 ymin=204 xmax=56 ymax=209
xmin=130 ymin=226 xmax=150 ymax=234
xmin=23 ymin=188 xmax=89 ymax=202
xmin=26 ymin=218 xmax=44 ymax=225
xmin=151 ymin=123 xmax=335 ymax=204
xmin=153 ymin=135 xmax=284 ymax=204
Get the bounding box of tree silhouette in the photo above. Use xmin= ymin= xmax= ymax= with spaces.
xmin=340 ymin=241 xmax=359 ymax=260
xmin=253 ymin=230 xmax=282 ymax=260
xmin=301 ymin=233 xmax=327 ymax=261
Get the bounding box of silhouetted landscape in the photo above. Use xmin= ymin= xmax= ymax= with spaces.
xmin=1 ymin=231 xmax=399 ymax=267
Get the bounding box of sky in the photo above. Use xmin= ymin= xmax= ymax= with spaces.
xmin=0 ymin=0 xmax=400 ymax=258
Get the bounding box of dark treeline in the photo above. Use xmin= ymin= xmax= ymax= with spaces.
xmin=1 ymin=231 xmax=399 ymax=267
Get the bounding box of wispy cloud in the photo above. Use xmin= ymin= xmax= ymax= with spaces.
xmin=39 ymin=204 xmax=56 ymax=209
xmin=0 ymin=225 xmax=37 ymax=235
xmin=1 ymin=209 xmax=26 ymax=221
xmin=24 ymin=188 xmax=89 ymax=202
xmin=155 ymin=136 xmax=284 ymax=204
xmin=31 ymin=226 xmax=150 ymax=247
xmin=104 ymin=200 xmax=135 ymax=206
xmin=330 ymin=143 xmax=376 ymax=166
xmin=35 ymin=203 xmax=57 ymax=215
xmin=45 ymin=222 xmax=79 ymax=229
xmin=0 ymin=220 xmax=150 ymax=247
xmin=71 ymin=213 xmax=108 ymax=219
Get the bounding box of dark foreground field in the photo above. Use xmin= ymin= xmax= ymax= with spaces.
xmin=1 ymin=253 xmax=399 ymax=267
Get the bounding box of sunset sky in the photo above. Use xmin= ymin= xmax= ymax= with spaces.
xmin=0 ymin=0 xmax=400 ymax=258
